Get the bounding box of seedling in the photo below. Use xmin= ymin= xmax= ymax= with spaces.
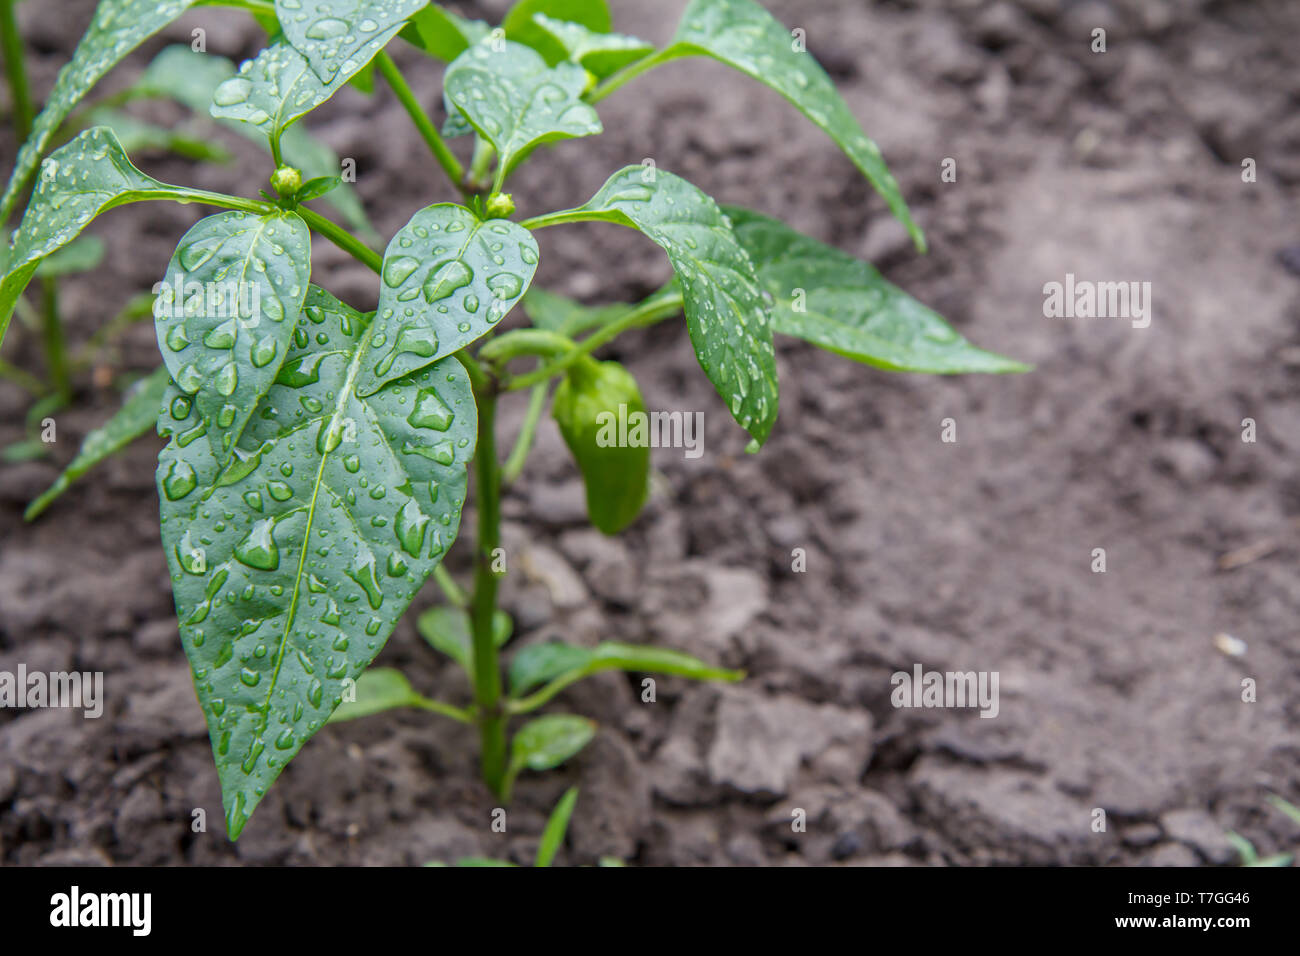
xmin=3 ymin=0 xmax=1026 ymax=841
xmin=1228 ymin=795 xmax=1300 ymax=867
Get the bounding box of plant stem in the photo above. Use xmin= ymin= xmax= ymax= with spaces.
xmin=502 ymin=382 xmax=548 ymax=485
xmin=0 ymin=0 xmax=33 ymax=144
xmin=415 ymin=696 xmax=474 ymax=724
xmin=374 ymin=51 xmax=465 ymax=195
xmin=433 ymin=563 xmax=468 ymax=608
xmin=0 ymin=356 xmax=44 ymax=394
xmin=466 ymin=138 xmax=495 ymax=193
xmin=297 ymin=206 xmax=383 ymax=272
xmin=469 ymin=382 xmax=508 ymax=797
xmin=586 ymin=52 xmax=665 ymax=105
xmin=477 ymin=328 xmax=574 ymax=365
xmin=40 ymin=277 xmax=70 ymax=401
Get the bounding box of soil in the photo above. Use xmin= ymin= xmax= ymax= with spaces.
xmin=2 ymin=0 xmax=1299 ymax=866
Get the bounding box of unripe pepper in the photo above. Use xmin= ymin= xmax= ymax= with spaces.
xmin=552 ymin=356 xmax=649 ymax=535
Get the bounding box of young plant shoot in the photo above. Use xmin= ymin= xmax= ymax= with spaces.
xmin=2 ymin=0 xmax=1026 ymax=842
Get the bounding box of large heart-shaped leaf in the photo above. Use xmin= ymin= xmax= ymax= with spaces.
xmin=531 ymin=13 xmax=653 ymax=78
xmin=1 ymin=128 xmax=230 ymax=346
xmin=0 ymin=0 xmax=199 ymax=221
xmin=443 ymin=41 xmax=602 ymax=187
xmin=502 ymin=0 xmax=611 ymax=65
xmin=154 ymin=210 xmax=311 ymax=467
xmin=274 ymin=0 xmax=426 ymax=83
xmin=356 ymin=204 xmax=539 ymax=396
xmin=528 ymin=166 xmax=778 ymax=445
xmin=210 ymin=37 xmax=393 ymax=153
xmin=723 ymin=206 xmax=1028 ymax=373
xmin=25 ymin=367 xmax=169 ymax=521
xmin=602 ymin=0 xmax=924 ymax=251
xmin=157 ymin=286 xmax=475 ymax=838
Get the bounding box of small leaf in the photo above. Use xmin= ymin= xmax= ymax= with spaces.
xmin=510 ymin=714 xmax=596 ymax=773
xmin=153 ymin=209 xmax=312 ymax=469
xmin=443 ymin=41 xmax=603 ymax=185
xmin=33 ymin=236 xmax=106 ymax=279
xmin=535 ymin=786 xmax=578 ymax=867
xmin=543 ymin=166 xmax=778 ymax=445
xmin=400 ymin=5 xmax=491 ymax=61
xmin=24 ymin=366 xmax=168 ymax=520
xmin=210 ymin=38 xmax=390 ymax=154
xmin=158 ymin=286 xmax=476 ymax=839
xmin=724 ymin=206 xmax=1028 ymax=373
xmin=357 ymin=204 xmax=539 ymax=396
xmin=503 ymin=0 xmax=612 ymax=65
xmin=295 ymin=175 xmax=343 ymax=202
xmin=510 ymin=639 xmax=742 ymax=696
xmin=274 ymin=0 xmax=426 ymax=83
xmin=531 ymin=13 xmax=653 ymax=78
xmin=328 ymin=668 xmax=424 ymax=722
xmin=632 ymin=0 xmax=924 ymax=250
xmin=509 ymin=642 xmax=595 ymax=695
xmin=0 ymin=0 xmax=200 ymax=222
xmin=417 ymin=606 xmax=513 ymax=679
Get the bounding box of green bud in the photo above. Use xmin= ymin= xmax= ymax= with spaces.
xmin=552 ymin=356 xmax=650 ymax=535
xmin=582 ymin=68 xmax=599 ymax=95
xmin=270 ymin=165 xmax=303 ymax=198
xmin=485 ymin=192 xmax=516 ymax=218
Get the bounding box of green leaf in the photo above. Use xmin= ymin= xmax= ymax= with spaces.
xmin=723 ymin=206 xmax=1028 ymax=373
xmin=33 ymin=236 xmax=106 ymax=279
xmin=1 ymin=128 xmax=220 ymax=348
xmin=400 ymin=5 xmax=490 ymax=62
xmin=357 ymin=204 xmax=539 ymax=396
xmin=535 ymin=786 xmax=578 ymax=867
xmin=153 ymin=209 xmax=312 ymax=468
xmin=0 ymin=0 xmax=199 ymax=222
xmin=295 ymin=175 xmax=342 ymax=202
xmin=509 ymin=714 xmax=596 ymax=773
xmin=623 ymin=0 xmax=924 ymax=251
xmin=417 ymin=605 xmax=513 ymax=679
xmin=135 ymin=46 xmax=374 ymax=238
xmin=531 ymin=13 xmax=652 ymax=78
xmin=24 ymin=366 xmax=168 ymax=520
xmin=503 ymin=0 xmax=611 ymax=65
xmin=537 ymin=166 xmax=778 ymax=445
xmin=327 ymin=667 xmax=424 ymax=722
xmin=443 ymin=41 xmax=602 ymax=186
xmin=85 ymin=107 xmax=234 ymax=163
xmin=274 ymin=0 xmax=425 ymax=82
xmin=158 ymin=286 xmax=476 ymax=839
xmin=210 ymin=37 xmax=391 ymax=155
xmin=510 ymin=640 xmax=743 ymax=696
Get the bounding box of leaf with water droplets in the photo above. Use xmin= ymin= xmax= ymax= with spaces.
xmin=530 ymin=13 xmax=653 ymax=78
xmin=723 ymin=206 xmax=1028 ymax=374
xmin=154 ymin=210 xmax=311 ymax=469
xmin=24 ymin=367 xmax=169 ymax=521
xmin=443 ymin=40 xmax=603 ymax=185
xmin=0 ymin=0 xmax=199 ymax=222
xmin=540 ymin=166 xmax=779 ymax=445
xmin=275 ymin=0 xmax=426 ymax=83
xmin=502 ymin=0 xmax=611 ymax=65
xmin=620 ymin=0 xmax=925 ymax=251
xmin=135 ymin=45 xmax=376 ymax=240
xmin=157 ymin=286 xmax=475 ymax=838
xmin=357 ymin=203 xmax=539 ymax=396
xmin=1 ymin=128 xmax=221 ymax=348
xmin=210 ymin=37 xmax=396 ymax=155
xmin=400 ymin=4 xmax=490 ymax=61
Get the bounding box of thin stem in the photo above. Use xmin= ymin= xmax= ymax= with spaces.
xmin=0 ymin=0 xmax=32 ymax=143
xmin=0 ymin=356 xmax=44 ymax=394
xmin=40 ymin=277 xmax=70 ymax=401
xmin=586 ymin=52 xmax=664 ymax=105
xmin=374 ymin=51 xmax=465 ymax=194
xmin=470 ymin=384 xmax=508 ymax=796
xmin=414 ymin=695 xmax=474 ymax=724
xmin=507 ymin=666 xmax=594 ymax=715
xmin=433 ymin=563 xmax=468 ymax=608
xmin=466 ymin=138 xmax=495 ymax=193
xmin=502 ymin=293 xmax=683 ymax=391
xmin=502 ymin=382 xmax=548 ymax=485
xmin=297 ymin=206 xmax=382 ymax=273
xmin=477 ymin=328 xmax=574 ymax=365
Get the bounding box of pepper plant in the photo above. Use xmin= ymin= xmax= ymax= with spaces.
xmin=2 ymin=0 xmax=1026 ymax=841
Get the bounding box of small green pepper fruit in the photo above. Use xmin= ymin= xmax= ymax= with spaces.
xmin=485 ymin=191 xmax=516 ymax=218
xmin=552 ymin=356 xmax=650 ymax=535
xmin=270 ymin=165 xmax=303 ymax=199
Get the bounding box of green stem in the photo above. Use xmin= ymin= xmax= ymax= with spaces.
xmin=433 ymin=563 xmax=468 ymax=608
xmin=502 ymin=293 xmax=683 ymax=391
xmin=469 ymin=383 xmax=508 ymax=797
xmin=502 ymin=381 xmax=548 ymax=485
xmin=0 ymin=356 xmax=44 ymax=394
xmin=477 ymin=328 xmax=574 ymax=365
xmin=0 ymin=0 xmax=32 ymax=144
xmin=586 ymin=52 xmax=665 ymax=105
xmin=374 ymin=51 xmax=465 ymax=195
xmin=297 ymin=206 xmax=383 ymax=273
xmin=40 ymin=277 xmax=70 ymax=401
xmin=466 ymin=138 xmax=495 ymax=193
xmin=414 ymin=695 xmax=474 ymax=724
